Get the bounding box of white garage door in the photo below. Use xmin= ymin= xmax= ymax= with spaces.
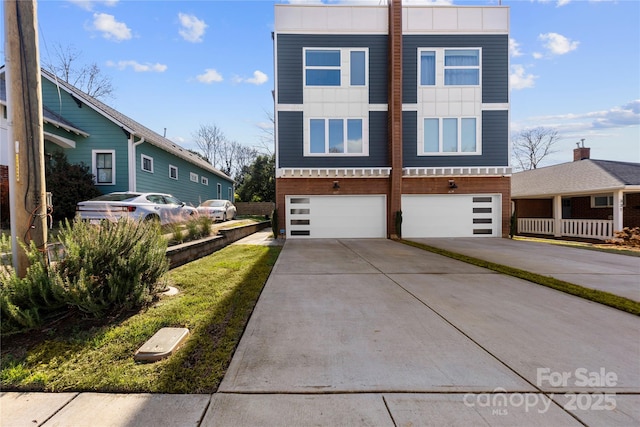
xmin=286 ymin=195 xmax=386 ymax=238
xmin=402 ymin=194 xmax=501 ymax=238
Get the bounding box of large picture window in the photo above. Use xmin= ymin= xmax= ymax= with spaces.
xmin=93 ymin=150 xmax=115 ymax=185
xmin=421 ymin=117 xmax=478 ymax=154
xmin=309 ymin=118 xmax=364 ymax=155
xmin=304 ymin=48 xmax=367 ymax=87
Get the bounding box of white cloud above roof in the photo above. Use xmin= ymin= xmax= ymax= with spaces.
xmin=107 ymin=60 xmax=167 ymax=73
xmin=538 ymin=32 xmax=579 ymax=56
xmin=91 ymin=12 xmax=131 ymax=41
xmin=196 ymin=69 xmax=223 ymax=84
xmin=510 ymin=64 xmax=537 ymax=90
xmin=178 ymin=13 xmax=207 ymax=43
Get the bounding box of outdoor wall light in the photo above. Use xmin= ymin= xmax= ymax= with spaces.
xmin=448 ymin=179 xmax=458 ymax=189
xmin=333 ymin=181 xmax=340 ymax=189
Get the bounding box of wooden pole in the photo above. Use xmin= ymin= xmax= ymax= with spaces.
xmin=4 ymin=0 xmax=48 ymax=277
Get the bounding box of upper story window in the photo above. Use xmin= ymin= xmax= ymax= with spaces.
xmin=309 ymin=118 xmax=364 ymax=155
xmin=304 ymin=48 xmax=367 ymax=87
xmin=421 ymin=117 xmax=479 ymax=155
xmin=201 ymin=176 xmax=209 ymax=186
xmin=190 ymin=172 xmax=198 ymax=182
xmin=93 ymin=150 xmax=115 ymax=185
xmin=444 ymin=49 xmax=480 ymax=86
xmin=141 ymin=154 xmax=153 ymax=173
xmin=418 ymin=48 xmax=481 ymax=87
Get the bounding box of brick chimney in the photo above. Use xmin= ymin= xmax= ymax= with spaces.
xmin=573 ymin=139 xmax=590 ymax=161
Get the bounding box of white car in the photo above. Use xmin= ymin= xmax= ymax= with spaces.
xmin=76 ymin=192 xmax=198 ymax=225
xmin=197 ymin=199 xmax=237 ymax=222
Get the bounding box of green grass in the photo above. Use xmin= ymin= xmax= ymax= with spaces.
xmin=400 ymin=239 xmax=640 ymax=317
xmin=0 ymin=244 xmax=281 ymax=393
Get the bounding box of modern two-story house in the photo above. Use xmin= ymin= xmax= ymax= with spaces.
xmin=273 ymin=0 xmax=510 ymax=239
xmin=0 ymin=66 xmax=234 ymax=213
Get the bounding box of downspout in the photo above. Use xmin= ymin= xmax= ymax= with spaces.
xmin=128 ymin=135 xmax=145 ymax=192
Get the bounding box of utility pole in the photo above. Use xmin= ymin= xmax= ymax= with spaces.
xmin=4 ymin=0 xmax=48 ymax=277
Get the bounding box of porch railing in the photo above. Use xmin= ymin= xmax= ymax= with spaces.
xmin=518 ymin=218 xmax=615 ymax=240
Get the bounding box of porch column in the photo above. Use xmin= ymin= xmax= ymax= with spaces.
xmin=612 ymin=189 xmax=624 ymax=233
xmin=553 ymin=195 xmax=562 ymax=237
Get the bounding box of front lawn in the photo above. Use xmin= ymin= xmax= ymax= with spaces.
xmin=0 ymin=244 xmax=280 ymax=393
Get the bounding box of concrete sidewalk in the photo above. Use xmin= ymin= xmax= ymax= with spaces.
xmin=2 ymin=238 xmax=639 ymax=426
xmin=413 ymin=237 xmax=640 ymax=302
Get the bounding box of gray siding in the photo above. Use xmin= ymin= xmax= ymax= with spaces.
xmin=276 ymin=34 xmax=388 ymax=105
xmin=278 ymin=111 xmax=388 ymax=168
xmin=403 ymin=110 xmax=508 ymax=167
xmin=402 ymin=35 xmax=509 ymax=104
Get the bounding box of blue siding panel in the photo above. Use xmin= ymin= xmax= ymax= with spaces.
xmin=403 ymin=35 xmax=509 ymax=104
xmin=279 ymin=111 xmax=388 ymax=168
xmin=403 ymin=110 xmax=509 ymax=167
xmin=276 ymin=34 xmax=388 ymax=105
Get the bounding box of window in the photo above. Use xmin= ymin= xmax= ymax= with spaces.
xmin=421 ymin=118 xmax=478 ymax=154
xmin=141 ymin=154 xmax=153 ymax=173
xmin=201 ymin=176 xmax=209 ymax=186
xmin=93 ymin=150 xmax=115 ymax=185
xmin=444 ymin=49 xmax=480 ymax=86
xmin=190 ymin=172 xmax=198 ymax=182
xmin=169 ymin=165 xmax=178 ymax=180
xmin=419 ymin=51 xmax=436 ymax=86
xmin=304 ymin=48 xmax=367 ymax=87
xmin=591 ymin=195 xmax=626 ymax=208
xmin=217 ymin=183 xmax=222 ymax=199
xmin=309 ymin=118 xmax=364 ymax=155
xmin=228 ymin=187 xmax=233 ymax=201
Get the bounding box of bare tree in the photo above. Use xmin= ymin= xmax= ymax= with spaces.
xmin=256 ymin=109 xmax=274 ymax=156
xmin=512 ymin=127 xmax=560 ymax=170
xmin=44 ymin=44 xmax=114 ymax=100
xmin=193 ymin=124 xmax=225 ymax=167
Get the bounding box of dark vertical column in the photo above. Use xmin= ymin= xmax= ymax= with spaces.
xmin=388 ymin=0 xmax=403 ymax=238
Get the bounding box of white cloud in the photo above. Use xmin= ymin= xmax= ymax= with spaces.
xmin=107 ymin=60 xmax=167 ymax=72
xmin=510 ymin=64 xmax=537 ymax=90
xmin=92 ymin=13 xmax=131 ymax=41
xmin=533 ymin=52 xmax=544 ymax=60
xmin=67 ymin=0 xmax=118 ymax=11
xmin=538 ymin=32 xmax=579 ymax=56
xmin=178 ymin=13 xmax=207 ymax=43
xmin=509 ymin=38 xmax=523 ymax=58
xmin=234 ymin=70 xmax=269 ymax=85
xmin=557 ymin=0 xmax=571 ymax=6
xmin=197 ymin=69 xmax=223 ymax=84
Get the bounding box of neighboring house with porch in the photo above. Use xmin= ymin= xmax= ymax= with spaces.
xmin=0 ymin=66 xmax=234 ymax=216
xmin=273 ymin=1 xmax=511 ymax=239
xmin=512 ymin=145 xmax=640 ymax=241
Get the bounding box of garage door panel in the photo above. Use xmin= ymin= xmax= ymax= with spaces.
xmin=402 ymin=194 xmax=501 ymax=238
xmin=287 ymin=195 xmax=386 ymax=239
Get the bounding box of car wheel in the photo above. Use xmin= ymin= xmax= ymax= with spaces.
xmin=145 ymin=214 xmax=160 ymax=223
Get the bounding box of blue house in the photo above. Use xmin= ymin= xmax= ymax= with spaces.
xmin=274 ymin=1 xmax=511 ymax=238
xmin=0 ymin=66 xmax=234 ymax=209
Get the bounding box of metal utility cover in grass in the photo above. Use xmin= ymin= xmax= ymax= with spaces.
xmin=134 ymin=328 xmax=190 ymax=362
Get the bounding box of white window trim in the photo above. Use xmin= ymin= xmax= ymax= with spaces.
xmin=92 ymin=149 xmax=115 ymax=185
xmin=217 ymin=183 xmax=222 ymax=199
xmin=169 ymin=164 xmax=178 ymax=180
xmin=591 ymin=194 xmax=626 ymax=208
xmin=190 ymin=172 xmax=199 ymax=183
xmin=305 ymin=117 xmax=369 ymax=157
xmin=303 ymin=47 xmax=369 ymax=88
xmin=228 ymin=187 xmax=233 ymax=201
xmin=201 ymin=176 xmax=209 ymax=186
xmin=417 ymin=116 xmax=482 ymax=156
xmin=141 ymin=154 xmax=153 ymax=173
xmin=417 ymin=47 xmax=482 ymax=88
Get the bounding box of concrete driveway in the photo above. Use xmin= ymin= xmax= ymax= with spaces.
xmin=213 ymin=239 xmax=640 ymax=426
xmin=3 ymin=238 xmax=639 ymax=426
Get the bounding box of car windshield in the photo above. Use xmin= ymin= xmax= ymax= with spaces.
xmin=201 ymin=200 xmax=226 ymax=207
xmin=89 ymin=193 xmax=139 ymax=202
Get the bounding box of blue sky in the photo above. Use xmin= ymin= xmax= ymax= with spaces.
xmin=1 ymin=0 xmax=638 ymax=167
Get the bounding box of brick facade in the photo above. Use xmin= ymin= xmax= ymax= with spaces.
xmin=514 ymin=199 xmax=552 ymax=219
xmin=0 ymin=165 xmax=8 ymax=228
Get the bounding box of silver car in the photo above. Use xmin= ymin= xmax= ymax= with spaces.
xmin=196 ymin=199 xmax=237 ymax=222
xmin=76 ymin=192 xmax=197 ymax=225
